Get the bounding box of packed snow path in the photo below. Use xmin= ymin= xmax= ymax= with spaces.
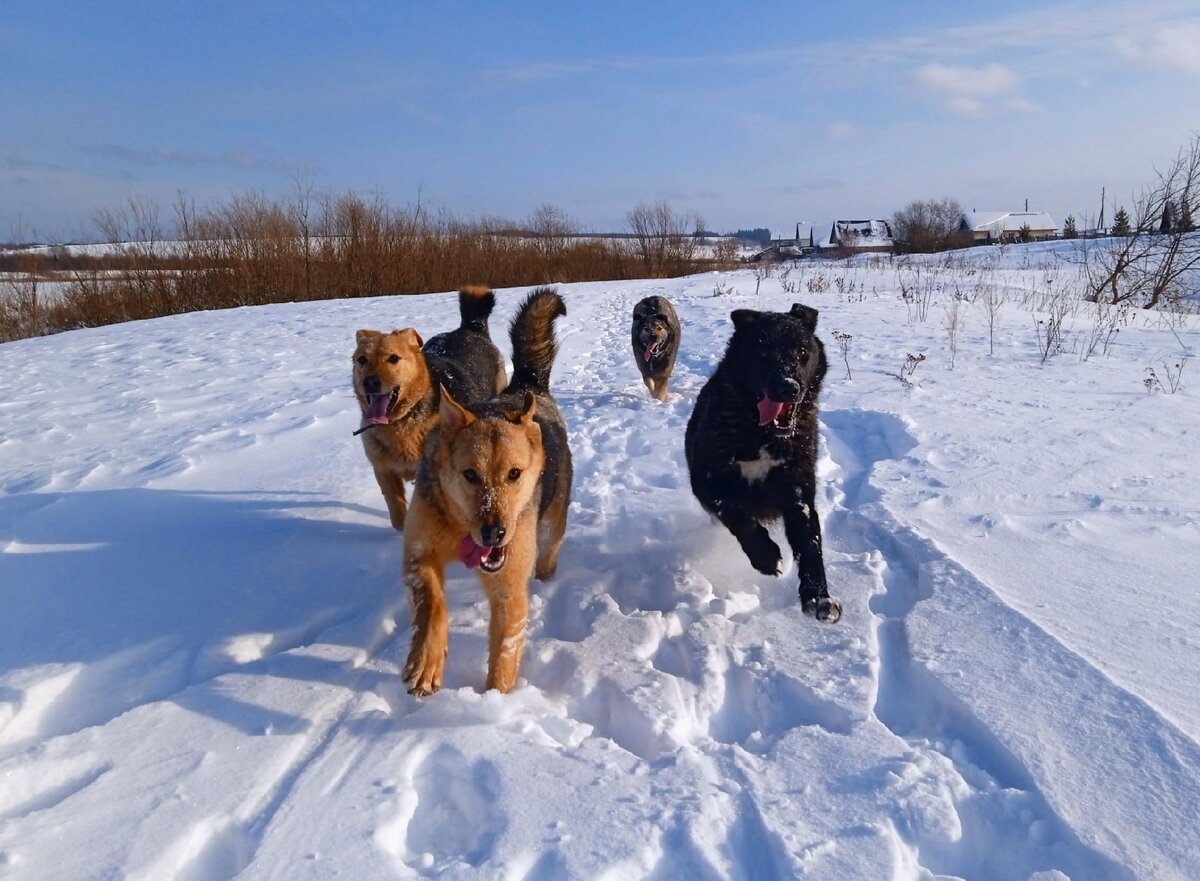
xmin=2 ymin=260 xmax=1199 ymax=879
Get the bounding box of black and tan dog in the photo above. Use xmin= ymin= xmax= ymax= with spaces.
xmin=685 ymin=303 xmax=840 ymax=623
xmin=402 ymin=287 xmax=572 ymax=695
xmin=631 ymin=295 xmax=681 ymax=401
xmin=352 ymin=286 xmax=506 ymax=531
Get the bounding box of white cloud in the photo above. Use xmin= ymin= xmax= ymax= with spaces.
xmin=946 ymin=97 xmax=985 ymax=117
xmin=917 ymin=62 xmax=1018 ymax=97
xmin=1115 ymin=23 xmax=1200 ymax=74
xmin=827 ymin=121 xmax=857 ymax=140
xmin=915 ymin=62 xmax=1035 ymax=116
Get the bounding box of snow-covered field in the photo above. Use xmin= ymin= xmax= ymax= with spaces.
xmin=1 ymin=253 xmax=1198 ymax=880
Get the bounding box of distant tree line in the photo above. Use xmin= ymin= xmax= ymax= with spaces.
xmin=1 ymin=191 xmax=733 ymax=342
xmin=733 ymin=228 xmax=772 ymax=244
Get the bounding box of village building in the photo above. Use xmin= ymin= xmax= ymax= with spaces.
xmin=961 ymin=211 xmax=1058 ymax=243
xmin=751 ymin=223 xmax=816 ymax=261
xmin=825 ymin=219 xmax=895 ymax=253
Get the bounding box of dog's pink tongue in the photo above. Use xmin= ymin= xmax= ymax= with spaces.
xmin=644 ymin=342 xmax=658 ymax=362
xmin=458 ymin=535 xmax=486 ymax=569
xmin=363 ymin=393 xmax=391 ymax=426
xmin=757 ymin=397 xmax=786 ymax=425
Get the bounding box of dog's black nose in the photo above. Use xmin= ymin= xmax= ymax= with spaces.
xmin=778 ymin=377 xmax=802 ymax=400
xmin=362 ymin=374 xmax=382 ymax=395
xmin=480 ymin=524 xmax=506 ymax=547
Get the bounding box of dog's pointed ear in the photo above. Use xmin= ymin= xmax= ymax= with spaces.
xmin=395 ymin=327 xmax=424 ymax=349
xmin=789 ymin=303 xmax=818 ymax=332
xmin=355 ymin=329 xmax=378 ymax=346
xmin=438 ymin=384 xmax=474 ymax=432
xmin=731 ymin=309 xmax=760 ymax=329
xmin=518 ymin=390 xmax=537 ymax=425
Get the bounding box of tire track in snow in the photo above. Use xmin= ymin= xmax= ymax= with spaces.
xmin=823 ymin=407 xmax=1200 ymax=880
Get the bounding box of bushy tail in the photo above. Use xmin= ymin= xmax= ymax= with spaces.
xmin=458 ymin=285 xmax=497 ymax=334
xmin=507 ymin=287 xmax=566 ymax=394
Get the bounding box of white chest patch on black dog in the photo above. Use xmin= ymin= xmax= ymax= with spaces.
xmin=738 ymin=447 xmax=782 ymax=482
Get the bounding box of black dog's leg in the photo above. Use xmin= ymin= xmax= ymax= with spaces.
xmin=783 ymin=499 xmax=841 ymax=623
xmin=715 ymin=505 xmax=782 ymax=576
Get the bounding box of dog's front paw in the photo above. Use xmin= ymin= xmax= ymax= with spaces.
xmin=403 ymin=640 xmax=446 ymax=696
xmin=802 ymin=596 xmax=842 ymax=624
xmin=742 ymin=532 xmax=782 ymax=576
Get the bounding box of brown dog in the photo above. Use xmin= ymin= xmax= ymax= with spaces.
xmin=631 ymin=295 xmax=681 ymax=401
xmin=352 ymin=287 xmax=506 ymax=531
xmin=402 ymin=288 xmax=572 ymax=695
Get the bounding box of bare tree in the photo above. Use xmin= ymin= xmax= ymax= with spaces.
xmin=626 ymin=199 xmax=704 ymax=277
xmin=289 ymin=170 xmax=316 ymax=299
xmin=0 ymin=251 xmax=43 ymax=341
xmin=978 ymin=285 xmax=1005 ymax=356
xmin=1075 ymin=133 xmax=1200 ymax=309
xmin=943 ymin=298 xmax=963 ymax=369
xmin=526 ymin=203 xmax=577 ymax=269
xmin=891 ymin=197 xmax=970 ymax=253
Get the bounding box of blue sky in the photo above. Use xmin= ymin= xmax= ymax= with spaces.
xmin=3 ymin=0 xmax=1200 ymax=241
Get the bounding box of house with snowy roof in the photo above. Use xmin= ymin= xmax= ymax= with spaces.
xmin=751 ymin=223 xmax=816 ymax=262
xmin=825 ymin=219 xmax=895 ymax=253
xmin=961 ymin=211 xmax=1058 ymax=243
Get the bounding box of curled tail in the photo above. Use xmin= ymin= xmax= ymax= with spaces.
xmin=507 ymin=287 xmax=566 ymax=394
xmin=458 ymin=284 xmax=497 ymax=335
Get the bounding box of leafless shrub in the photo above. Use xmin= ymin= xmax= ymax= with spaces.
xmin=753 ymin=264 xmax=772 ymax=296
xmin=1033 ymin=299 xmax=1071 ymax=364
xmin=713 ymin=278 xmax=735 ymax=297
xmin=943 ymin=299 xmax=963 ymax=369
xmin=978 ymin=284 xmax=1006 ymax=356
xmin=6 ymin=191 xmax=711 ymax=340
xmin=832 ymin=330 xmax=853 ymax=380
xmin=886 ymin=352 xmax=927 ymax=388
xmin=0 ymin=253 xmax=46 ymax=341
xmin=1079 ymin=301 xmax=1131 ymax=361
xmin=711 ymin=236 xmax=742 ymax=268
xmin=899 ymin=267 xmax=936 ymax=323
xmin=779 ymin=267 xmax=799 ymax=294
xmin=1146 ymin=354 xmax=1190 ymax=393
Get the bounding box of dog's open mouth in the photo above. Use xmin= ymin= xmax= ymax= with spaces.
xmin=643 ymin=339 xmax=666 ymax=362
xmin=459 ymin=534 xmax=508 ymax=573
xmin=361 ymin=387 xmax=400 ymax=428
xmin=757 ymin=396 xmax=798 ymax=435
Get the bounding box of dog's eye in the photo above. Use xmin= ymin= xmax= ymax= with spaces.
xmin=507 ymin=468 xmax=522 ymax=482
xmin=463 ymin=469 xmax=480 ymax=484
xmin=387 ymin=354 xmax=400 ymax=364
xmin=356 ymin=355 xmax=367 ymax=366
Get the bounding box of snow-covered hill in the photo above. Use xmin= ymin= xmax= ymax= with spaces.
xmin=2 ymin=258 xmax=1198 ymax=880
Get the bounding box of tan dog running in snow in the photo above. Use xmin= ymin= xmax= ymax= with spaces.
xmin=402 ymin=288 xmax=572 ymax=695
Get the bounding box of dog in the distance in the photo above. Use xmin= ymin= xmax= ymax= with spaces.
xmin=402 ymin=287 xmax=572 ymax=695
xmin=352 ymin=286 xmax=506 ymax=531
xmin=631 ymin=295 xmax=681 ymax=401
xmin=685 ymin=303 xmax=840 ymax=623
